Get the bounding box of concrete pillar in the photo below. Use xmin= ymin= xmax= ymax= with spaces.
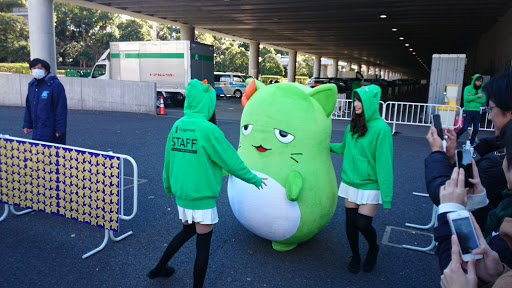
xmin=332 ymin=58 xmax=339 ymax=77
xmin=287 ymin=50 xmax=297 ymax=83
xmin=347 ymin=62 xmax=353 ymax=71
xmin=152 ymin=22 xmax=157 ymax=41
xmin=28 ymin=0 xmax=57 ymax=75
xmin=248 ymin=41 xmax=260 ymax=78
xmin=181 ymin=24 xmax=195 ymax=41
xmin=313 ymin=55 xmax=321 ymax=77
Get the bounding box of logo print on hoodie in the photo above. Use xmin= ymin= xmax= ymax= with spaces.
xmin=41 ymin=91 xmax=49 ymax=99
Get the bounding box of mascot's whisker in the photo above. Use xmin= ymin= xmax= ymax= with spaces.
xmin=290 ymin=152 xmax=302 ymax=163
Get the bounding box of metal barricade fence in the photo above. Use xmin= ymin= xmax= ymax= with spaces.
xmin=331 ymin=99 xmax=386 ymax=121
xmin=383 ymin=102 xmax=462 ymax=134
xmin=0 ymin=135 xmax=138 ymax=259
xmin=331 ymin=100 xmax=463 ymax=135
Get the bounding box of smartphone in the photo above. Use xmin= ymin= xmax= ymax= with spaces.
xmin=432 ymin=114 xmax=443 ymax=139
xmin=456 ymin=149 xmax=474 ymax=188
xmin=447 ymin=210 xmax=483 ymax=261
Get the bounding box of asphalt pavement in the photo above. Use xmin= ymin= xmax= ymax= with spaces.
xmin=0 ymin=98 xmax=494 ymax=288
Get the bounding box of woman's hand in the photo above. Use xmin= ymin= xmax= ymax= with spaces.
xmin=441 ymin=236 xmax=478 ymax=288
xmin=440 ymin=168 xmax=467 ymax=206
xmin=258 ymin=178 xmax=268 ymax=190
xmin=466 ymin=213 xmax=504 ymax=283
xmin=467 ymin=159 xmax=484 ymax=195
xmin=426 ymin=126 xmax=443 ymax=152
xmin=444 ymin=128 xmax=457 ymax=164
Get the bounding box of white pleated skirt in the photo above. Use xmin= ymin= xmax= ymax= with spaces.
xmin=338 ymin=182 xmax=382 ymax=205
xmin=177 ymin=204 xmax=219 ymax=224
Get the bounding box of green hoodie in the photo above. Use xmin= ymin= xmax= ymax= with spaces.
xmin=463 ymin=74 xmax=485 ymax=111
xmin=330 ymin=85 xmax=394 ymax=209
xmin=163 ymin=79 xmax=262 ymax=210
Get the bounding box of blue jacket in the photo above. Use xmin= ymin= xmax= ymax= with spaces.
xmin=23 ymin=73 xmax=67 ymax=144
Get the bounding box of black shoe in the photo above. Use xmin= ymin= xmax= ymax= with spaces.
xmin=347 ymin=255 xmax=361 ymax=274
xmin=363 ymin=245 xmax=379 ymax=272
xmin=147 ymin=265 xmax=175 ymax=279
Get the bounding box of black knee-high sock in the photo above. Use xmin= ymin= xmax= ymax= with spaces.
xmin=157 ymin=224 xmax=197 ymax=268
xmin=193 ymin=230 xmax=213 ymax=288
xmin=356 ymin=213 xmax=377 ymax=250
xmin=345 ymin=208 xmax=360 ymax=257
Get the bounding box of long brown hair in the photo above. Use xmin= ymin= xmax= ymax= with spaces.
xmin=350 ymin=91 xmax=367 ymax=139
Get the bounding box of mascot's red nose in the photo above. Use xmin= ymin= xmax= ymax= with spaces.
xmin=256 ymin=146 xmax=268 ymax=152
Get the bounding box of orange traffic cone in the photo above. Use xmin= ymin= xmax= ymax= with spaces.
xmin=158 ymin=96 xmax=166 ymax=115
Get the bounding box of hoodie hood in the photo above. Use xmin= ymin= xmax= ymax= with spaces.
xmin=184 ymin=79 xmax=216 ymax=120
xmin=471 ymin=74 xmax=484 ymax=91
xmin=353 ymin=84 xmax=382 ymax=122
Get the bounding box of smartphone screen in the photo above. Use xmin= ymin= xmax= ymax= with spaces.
xmin=456 ymin=150 xmax=474 ymax=188
xmin=451 ymin=216 xmax=480 ymax=255
xmin=432 ymin=114 xmax=443 ymax=139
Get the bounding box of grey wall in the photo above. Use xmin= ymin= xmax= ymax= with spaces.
xmin=0 ymin=73 xmax=156 ymax=114
xmin=474 ymin=8 xmax=512 ymax=75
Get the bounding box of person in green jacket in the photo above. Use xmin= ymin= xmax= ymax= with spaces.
xmin=330 ymin=85 xmax=393 ymax=274
xmin=456 ymin=74 xmax=486 ymax=145
xmin=148 ymin=79 xmax=266 ymax=287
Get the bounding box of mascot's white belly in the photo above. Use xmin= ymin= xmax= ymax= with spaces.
xmin=227 ymin=171 xmax=301 ymax=241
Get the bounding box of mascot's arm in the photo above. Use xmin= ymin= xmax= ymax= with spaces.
xmin=330 ymin=128 xmax=349 ymax=154
xmin=286 ymin=171 xmax=303 ymax=201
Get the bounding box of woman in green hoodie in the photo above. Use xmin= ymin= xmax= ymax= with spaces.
xmin=331 ymin=85 xmax=393 ymax=274
xmin=148 ymin=79 xmax=265 ymax=288
xmin=456 ymin=74 xmax=486 ymax=145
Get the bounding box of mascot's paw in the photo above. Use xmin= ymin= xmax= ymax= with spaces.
xmin=272 ymin=241 xmax=298 ymax=252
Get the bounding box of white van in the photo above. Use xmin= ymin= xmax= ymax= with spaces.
xmin=214 ymin=72 xmax=248 ymax=98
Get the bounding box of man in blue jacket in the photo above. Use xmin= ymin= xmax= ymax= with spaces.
xmin=23 ymin=58 xmax=68 ymax=145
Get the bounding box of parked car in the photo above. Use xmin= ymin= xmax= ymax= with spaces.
xmin=310 ymin=77 xmax=346 ymax=93
xmin=214 ymin=72 xmax=248 ymax=98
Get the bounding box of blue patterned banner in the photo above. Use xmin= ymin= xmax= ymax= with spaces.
xmin=0 ymin=137 xmax=121 ymax=231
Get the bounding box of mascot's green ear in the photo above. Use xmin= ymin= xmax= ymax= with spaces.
xmin=308 ymin=83 xmax=337 ymax=117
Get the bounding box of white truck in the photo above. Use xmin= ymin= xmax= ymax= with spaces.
xmin=90 ymin=41 xmax=214 ymax=107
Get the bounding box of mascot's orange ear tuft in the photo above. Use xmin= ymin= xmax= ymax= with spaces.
xmin=202 ymin=79 xmax=212 ymax=90
xmin=242 ymin=79 xmax=256 ymax=107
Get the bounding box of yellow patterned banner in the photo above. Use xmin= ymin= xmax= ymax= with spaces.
xmin=0 ymin=137 xmax=121 ymax=232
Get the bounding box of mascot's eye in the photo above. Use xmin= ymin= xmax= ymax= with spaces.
xmin=242 ymin=124 xmax=253 ymax=135
xmin=274 ymin=129 xmax=295 ymax=143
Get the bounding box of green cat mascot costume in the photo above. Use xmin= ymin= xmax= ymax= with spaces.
xmin=227 ymin=79 xmax=338 ymax=251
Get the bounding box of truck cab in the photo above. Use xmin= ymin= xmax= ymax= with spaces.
xmin=90 ymin=49 xmax=110 ymax=79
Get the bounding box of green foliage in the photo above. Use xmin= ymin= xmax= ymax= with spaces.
xmin=297 ymin=54 xmax=314 ymax=77
xmin=54 ymin=2 xmax=120 ymax=67
xmin=213 ymin=38 xmax=248 ymax=73
xmin=118 ymin=18 xmax=153 ymax=41
xmin=223 ymin=46 xmax=249 ymax=74
xmin=260 ymin=54 xmax=284 ymax=76
xmin=0 ymin=63 xmax=29 ymax=74
xmin=0 ymin=12 xmax=29 ymax=63
xmin=0 ymin=0 xmax=26 ymax=13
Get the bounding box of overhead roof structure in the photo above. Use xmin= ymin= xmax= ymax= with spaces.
xmin=63 ymin=0 xmax=512 ymax=78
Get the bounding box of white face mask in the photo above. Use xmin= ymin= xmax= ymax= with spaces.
xmin=31 ymin=68 xmax=46 ymax=79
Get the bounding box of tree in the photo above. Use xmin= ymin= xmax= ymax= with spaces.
xmin=0 ymin=0 xmax=26 ymax=13
xmin=223 ymin=46 xmax=249 ymax=73
xmin=118 ymin=18 xmax=152 ymax=41
xmin=54 ymin=2 xmax=120 ymax=67
xmin=0 ymin=0 xmax=28 ymax=63
xmin=297 ymin=54 xmax=314 ymax=77
xmin=260 ymin=53 xmax=284 ymax=76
